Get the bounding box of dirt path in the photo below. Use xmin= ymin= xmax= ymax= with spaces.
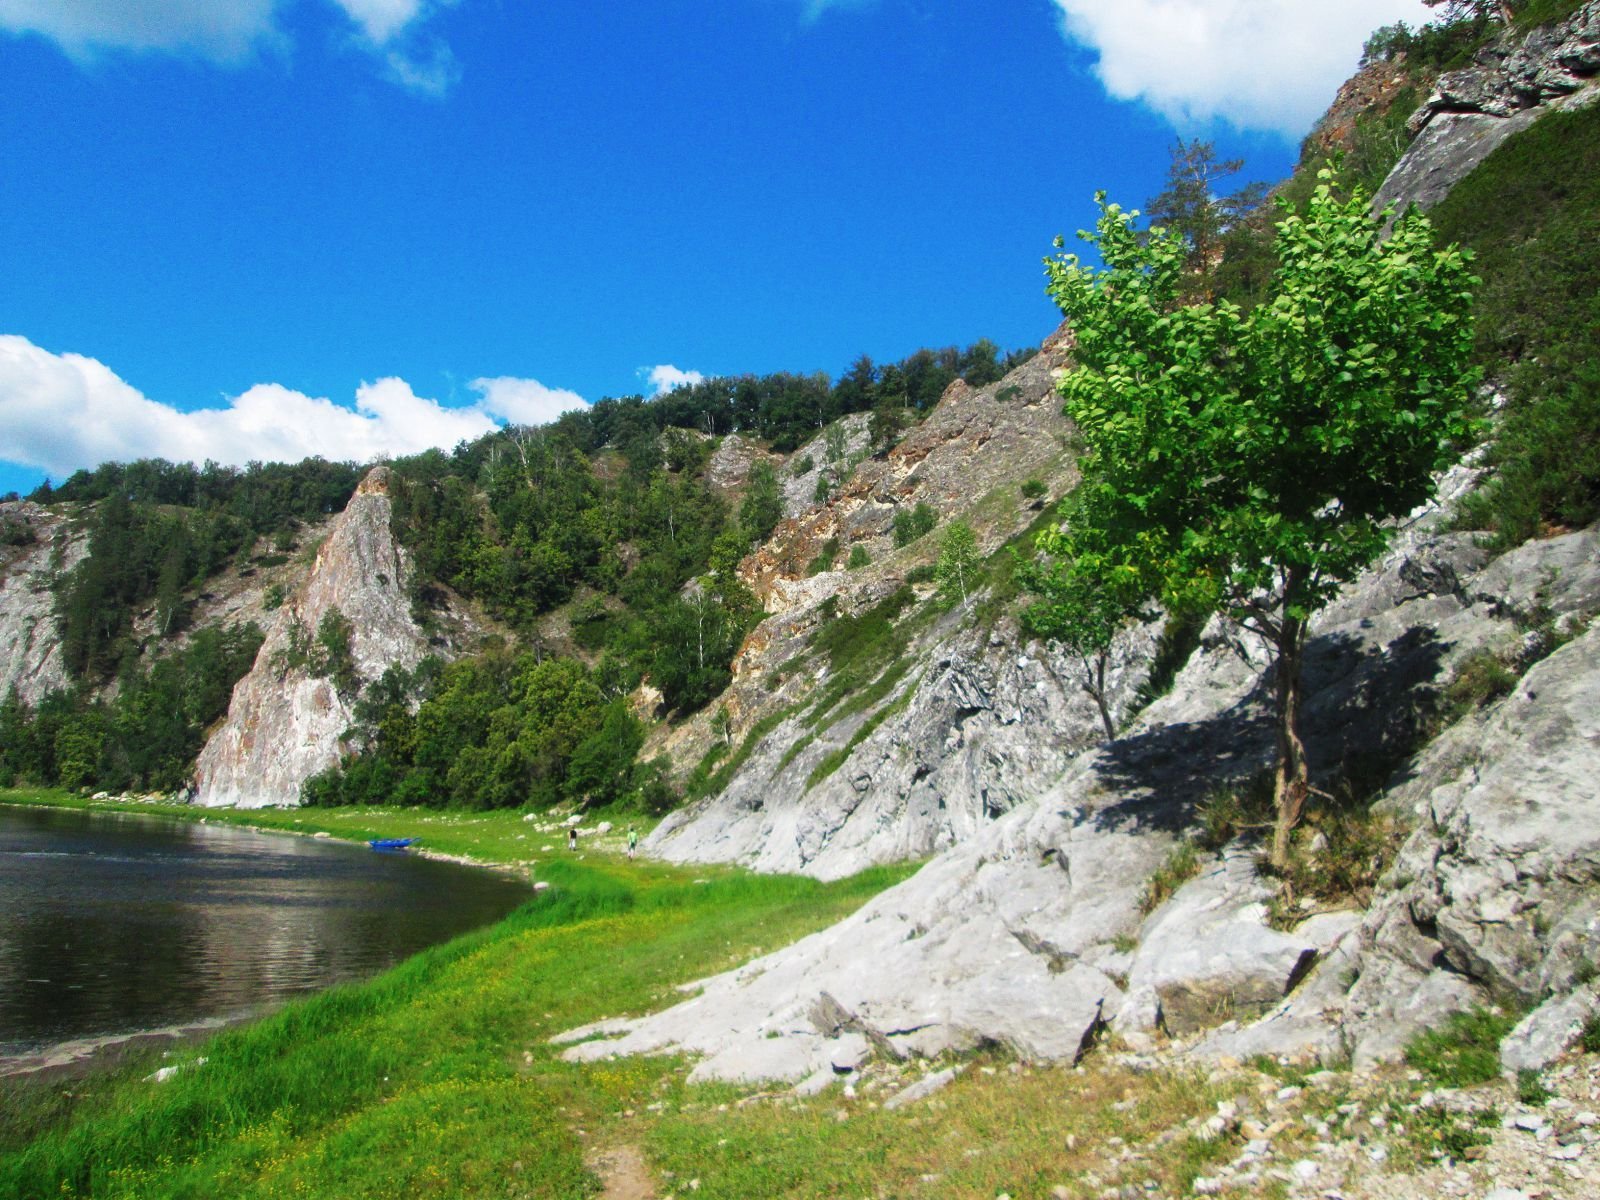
xmin=586 ymin=1143 xmax=657 ymax=1200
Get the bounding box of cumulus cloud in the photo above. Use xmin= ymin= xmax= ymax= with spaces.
xmin=1050 ymin=0 xmax=1435 ymax=137
xmin=471 ymin=375 xmax=588 ymax=427
xmin=0 ymin=335 xmax=593 ymax=479
xmin=0 ymin=0 xmax=459 ymax=94
xmin=0 ymin=0 xmax=281 ymax=61
xmin=641 ymin=364 xmax=706 ymax=398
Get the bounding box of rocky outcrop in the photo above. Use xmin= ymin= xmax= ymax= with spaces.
xmin=780 ymin=412 xmax=870 ymax=520
xmin=1345 ymin=614 xmax=1600 ymax=1066
xmin=0 ymin=502 xmax=86 ymax=705
xmin=566 ymin=473 xmax=1600 ymax=1081
xmin=192 ymin=467 xmax=450 ymax=808
xmin=738 ymin=337 xmax=1075 ymax=613
xmin=1374 ymin=1 xmax=1600 ymax=215
xmin=647 ymin=609 xmax=1162 ymax=880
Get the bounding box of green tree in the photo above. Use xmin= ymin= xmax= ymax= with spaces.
xmin=1020 ymin=498 xmax=1149 ymax=744
xmin=1144 ymin=138 xmax=1268 ymax=303
xmin=935 ymin=521 xmax=979 ymax=608
xmin=739 ymin=460 xmax=784 ymax=546
xmin=1044 ymin=167 xmax=1478 ymax=868
xmin=1423 ymin=0 xmax=1515 ymax=23
xmin=868 ymin=395 xmax=907 ymax=457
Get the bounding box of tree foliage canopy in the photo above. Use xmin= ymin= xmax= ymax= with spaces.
xmin=1042 ymin=167 xmax=1479 ymax=863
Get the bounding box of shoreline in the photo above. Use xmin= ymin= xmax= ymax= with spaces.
xmin=0 ymin=1015 xmax=249 ymax=1082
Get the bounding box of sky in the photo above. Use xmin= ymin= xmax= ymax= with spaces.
xmin=0 ymin=0 xmax=1435 ymax=498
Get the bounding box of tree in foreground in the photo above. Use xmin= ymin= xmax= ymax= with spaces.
xmin=1040 ymin=167 xmax=1478 ymax=868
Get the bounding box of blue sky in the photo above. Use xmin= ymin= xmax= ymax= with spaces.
xmin=0 ymin=0 xmax=1432 ymax=497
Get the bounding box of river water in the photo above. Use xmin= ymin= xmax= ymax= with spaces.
xmin=0 ymin=805 xmax=530 ymax=1064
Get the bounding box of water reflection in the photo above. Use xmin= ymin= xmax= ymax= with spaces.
xmin=0 ymin=805 xmax=529 ymax=1056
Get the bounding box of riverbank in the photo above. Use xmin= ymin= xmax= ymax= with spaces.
xmin=5 ymin=789 xmax=1598 ymax=1199
xmin=0 ymin=789 xmax=919 ymax=1198
xmin=0 ymin=788 xmax=661 ymax=878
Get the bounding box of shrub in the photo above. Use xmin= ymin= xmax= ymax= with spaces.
xmin=806 ymin=537 xmax=839 ymax=576
xmin=891 ymin=501 xmax=938 ymax=548
xmin=1139 ymin=841 xmax=1201 ymax=915
xmin=1020 ymin=478 xmax=1047 ymax=501
xmin=1581 ymin=1011 xmax=1600 ymax=1054
xmin=1442 ymin=648 xmax=1519 ymax=718
xmin=846 ymin=544 xmax=870 ymax=570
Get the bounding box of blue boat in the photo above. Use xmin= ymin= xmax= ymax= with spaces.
xmin=369 ymin=837 xmax=420 ymax=851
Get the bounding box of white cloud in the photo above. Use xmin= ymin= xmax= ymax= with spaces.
xmin=0 ymin=0 xmax=459 ymax=94
xmin=641 ymin=364 xmax=705 ymax=398
xmin=470 ymin=375 xmax=588 ymax=427
xmin=381 ymin=41 xmax=459 ymax=95
xmin=798 ymin=0 xmax=878 ymax=22
xmin=0 ymin=0 xmax=281 ymax=61
xmin=0 ymin=334 xmax=559 ymax=479
xmin=1049 ymin=0 xmax=1436 ymax=137
xmin=331 ymin=0 xmax=428 ymax=45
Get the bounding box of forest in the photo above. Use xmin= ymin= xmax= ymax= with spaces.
xmin=0 ymin=339 xmax=1019 ymax=807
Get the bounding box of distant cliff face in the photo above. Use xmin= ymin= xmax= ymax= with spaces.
xmin=192 ymin=467 xmax=438 ymax=808
xmin=0 ymin=502 xmax=85 ymax=706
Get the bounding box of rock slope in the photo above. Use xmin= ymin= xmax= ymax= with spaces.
xmin=643 ymin=330 xmax=1107 ymax=879
xmin=564 ymin=474 xmax=1600 ymax=1081
xmin=1374 ymin=0 xmax=1600 ymax=215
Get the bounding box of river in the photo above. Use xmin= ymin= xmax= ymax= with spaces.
xmin=0 ymin=804 xmax=530 ymax=1068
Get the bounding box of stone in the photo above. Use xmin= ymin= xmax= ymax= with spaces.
xmin=1348 ymin=620 xmax=1600 ymax=1065
xmin=194 ymin=467 xmax=483 ymax=808
xmin=0 ymin=500 xmax=87 ymax=704
xmin=1502 ymin=984 xmax=1600 ymax=1076
xmin=882 ymin=1067 xmax=959 ymax=1111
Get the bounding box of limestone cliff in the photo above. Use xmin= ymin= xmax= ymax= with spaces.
xmin=192 ymin=466 xmax=467 ymax=808
xmin=564 ymin=476 xmax=1600 ymax=1082
xmin=0 ymin=502 xmax=85 ymax=706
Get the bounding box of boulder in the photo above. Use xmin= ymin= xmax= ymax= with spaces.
xmin=1129 ymin=849 xmax=1318 ymax=1036
xmin=1500 ymin=983 xmax=1600 ymax=1076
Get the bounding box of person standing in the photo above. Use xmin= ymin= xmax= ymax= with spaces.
xmin=567 ymin=826 xmax=578 ymax=852
xmin=627 ymin=826 xmax=638 ymax=860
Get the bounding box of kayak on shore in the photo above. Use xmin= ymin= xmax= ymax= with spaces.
xmin=368 ymin=837 xmax=419 ymax=851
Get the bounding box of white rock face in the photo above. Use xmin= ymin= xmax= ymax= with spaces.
xmin=563 ymin=783 xmax=1169 ymax=1083
xmin=1347 ymin=617 xmax=1600 ymax=1066
xmin=0 ymin=502 xmax=86 ymax=705
xmin=564 ymin=507 xmax=1600 ymax=1082
xmin=647 ymin=613 xmax=1162 ymax=880
xmin=192 ymin=467 xmax=431 ymax=808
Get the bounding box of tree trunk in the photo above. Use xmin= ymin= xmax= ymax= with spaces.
xmin=1083 ymin=653 xmax=1117 ymax=744
xmin=1270 ymin=607 xmax=1310 ymax=871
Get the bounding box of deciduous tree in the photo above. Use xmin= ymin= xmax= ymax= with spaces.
xmin=1043 ymin=168 xmax=1478 ymax=867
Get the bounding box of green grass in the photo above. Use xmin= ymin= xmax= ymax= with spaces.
xmin=1138 ymin=841 xmax=1202 ymax=916
xmin=1403 ymin=1006 xmax=1521 ymax=1088
xmin=0 ymin=789 xmax=914 ymax=1199
xmin=683 ymin=706 xmax=799 ymax=802
xmin=803 ymin=685 xmax=916 ymax=792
